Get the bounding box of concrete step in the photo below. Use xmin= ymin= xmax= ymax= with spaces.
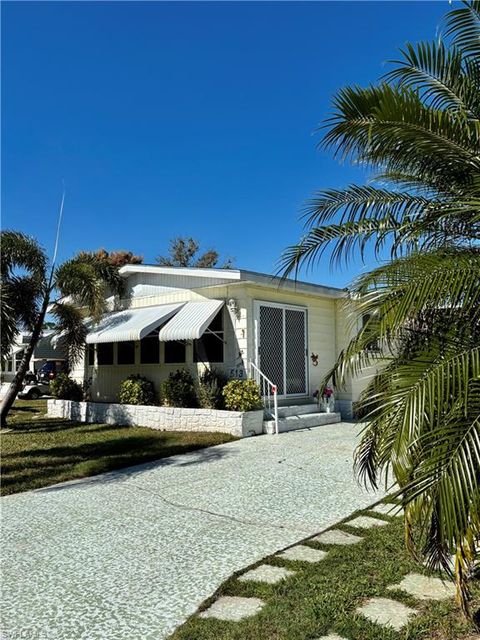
xmin=264 ymin=403 xmax=319 ymax=419
xmin=263 ymin=411 xmax=341 ymax=434
xmin=276 ymin=396 xmax=314 ymax=407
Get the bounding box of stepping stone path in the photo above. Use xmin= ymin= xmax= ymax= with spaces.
xmin=312 ymin=529 xmax=363 ymax=546
xmin=371 ymin=502 xmax=403 ymax=516
xmin=388 ymin=573 xmax=456 ymax=600
xmin=239 ymin=564 xmax=295 ymax=584
xmin=278 ymin=544 xmax=327 ymax=563
xmin=347 ymin=515 xmax=389 ymax=529
xmin=356 ymin=597 xmax=417 ymax=631
xmin=199 ymin=596 xmax=265 ymax=621
xmin=316 ymin=634 xmax=348 ymax=640
xmin=196 ymin=508 xmax=454 ymax=632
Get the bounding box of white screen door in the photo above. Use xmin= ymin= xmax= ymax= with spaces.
xmin=255 ymin=302 xmax=308 ymax=397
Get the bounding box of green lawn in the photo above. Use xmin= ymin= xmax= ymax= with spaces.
xmin=170 ymin=511 xmax=480 ymax=640
xmin=1 ymin=399 xmax=236 ymax=496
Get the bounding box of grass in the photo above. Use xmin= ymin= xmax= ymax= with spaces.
xmin=1 ymin=399 xmax=236 ymax=496
xmin=170 ymin=511 xmax=480 ymax=640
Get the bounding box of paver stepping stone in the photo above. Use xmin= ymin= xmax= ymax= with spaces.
xmin=388 ymin=573 xmax=456 ymax=600
xmin=278 ymin=544 xmax=327 ymax=563
xmin=356 ymin=597 xmax=417 ymax=631
xmin=371 ymin=503 xmax=403 ymax=516
xmin=199 ymin=596 xmax=265 ymax=621
xmin=239 ymin=564 xmax=295 ymax=584
xmin=347 ymin=515 xmax=389 ymax=529
xmin=316 ymin=634 xmax=349 ymax=640
xmin=312 ymin=529 xmax=363 ymax=546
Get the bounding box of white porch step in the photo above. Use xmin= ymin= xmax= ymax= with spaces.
xmin=263 ymin=411 xmax=341 ymax=435
xmin=275 ymin=403 xmax=319 ymax=418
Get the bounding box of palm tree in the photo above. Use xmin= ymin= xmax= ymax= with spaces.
xmin=1 ymin=231 xmax=124 ymax=426
xmin=281 ymin=1 xmax=480 ymax=614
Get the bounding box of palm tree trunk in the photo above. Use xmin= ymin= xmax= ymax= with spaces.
xmin=0 ymin=291 xmax=51 ymax=427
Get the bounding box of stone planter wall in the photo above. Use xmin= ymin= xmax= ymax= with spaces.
xmin=47 ymin=399 xmax=264 ymax=438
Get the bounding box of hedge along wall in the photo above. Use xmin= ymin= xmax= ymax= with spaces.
xmin=47 ymin=399 xmax=264 ymax=438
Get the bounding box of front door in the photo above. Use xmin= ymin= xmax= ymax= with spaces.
xmin=254 ymin=302 xmax=308 ymax=397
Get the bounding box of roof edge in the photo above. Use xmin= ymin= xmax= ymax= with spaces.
xmin=118 ymin=264 xmax=242 ymax=279
xmin=118 ymin=264 xmax=346 ymax=296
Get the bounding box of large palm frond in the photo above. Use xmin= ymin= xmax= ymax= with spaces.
xmin=279 ymin=187 xmax=457 ymax=275
xmin=54 ymin=252 xmax=125 ymax=323
xmin=326 ymin=249 xmax=480 ymax=385
xmin=280 ymin=1 xmax=480 ymax=614
xmin=54 ymin=260 xmax=106 ymax=322
xmin=50 ymin=302 xmax=88 ymax=366
xmin=73 ymin=251 xmax=125 ymax=298
xmin=1 ymin=230 xmax=47 ymax=281
xmin=323 ymin=84 xmax=479 ymax=184
xmin=355 ymin=340 xmax=480 ymax=610
xmin=0 ymin=231 xmax=47 ymax=354
xmin=385 ymin=40 xmax=480 ymax=117
xmin=446 ymin=0 xmax=480 ymax=59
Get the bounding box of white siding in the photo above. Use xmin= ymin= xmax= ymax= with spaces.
xmin=124 ymin=271 xmax=238 ymax=298
xmin=70 ymin=275 xmax=372 ymax=414
xmin=75 ymin=286 xmax=244 ymax=401
xmin=241 ymin=285 xmax=337 ymax=397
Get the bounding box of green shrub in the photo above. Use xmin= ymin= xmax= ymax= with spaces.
xmin=50 ymin=374 xmax=84 ymax=401
xmin=222 ymin=379 xmax=262 ymax=412
xmin=197 ymin=369 xmax=228 ymax=409
xmin=162 ymin=369 xmax=197 ymax=408
xmin=118 ymin=374 xmax=156 ymax=405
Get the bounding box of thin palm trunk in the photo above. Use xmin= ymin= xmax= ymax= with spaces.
xmin=0 ymin=290 xmax=50 ymax=426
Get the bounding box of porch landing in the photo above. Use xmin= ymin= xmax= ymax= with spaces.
xmin=263 ymin=402 xmax=341 ymax=434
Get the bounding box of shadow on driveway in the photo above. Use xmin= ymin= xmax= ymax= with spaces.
xmin=34 ymin=441 xmax=241 ymax=493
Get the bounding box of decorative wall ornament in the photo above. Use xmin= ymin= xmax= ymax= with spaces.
xmin=227 ymin=298 xmax=240 ymax=318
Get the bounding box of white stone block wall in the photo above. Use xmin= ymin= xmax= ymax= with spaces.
xmin=47 ymin=399 xmax=264 ymax=438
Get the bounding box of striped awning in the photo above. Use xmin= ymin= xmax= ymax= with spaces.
xmin=158 ymin=300 xmax=224 ymax=342
xmin=86 ymin=303 xmax=184 ymax=344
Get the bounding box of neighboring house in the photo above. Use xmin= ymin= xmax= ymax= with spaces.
xmin=1 ymin=331 xmax=68 ymax=383
xmin=69 ymin=265 xmax=374 ymax=418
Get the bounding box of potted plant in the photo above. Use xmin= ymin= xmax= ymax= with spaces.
xmin=314 ymin=385 xmax=335 ymax=413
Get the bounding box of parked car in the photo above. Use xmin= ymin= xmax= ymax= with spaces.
xmin=18 ymin=359 xmax=69 ymax=400
xmin=36 ymin=360 xmax=69 ymax=384
xmin=18 ymin=380 xmax=51 ymax=400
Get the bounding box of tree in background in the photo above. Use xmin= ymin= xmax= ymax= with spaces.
xmin=93 ymin=248 xmax=143 ymax=267
xmin=0 ymin=231 xmax=124 ymax=426
xmin=281 ymin=0 xmax=480 ymax=614
xmin=156 ymin=237 xmax=233 ymax=268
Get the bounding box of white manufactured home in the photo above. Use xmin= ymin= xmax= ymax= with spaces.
xmin=70 ymin=265 xmax=371 ymax=423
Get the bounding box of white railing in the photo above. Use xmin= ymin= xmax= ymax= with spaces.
xmin=249 ymin=361 xmax=279 ymax=435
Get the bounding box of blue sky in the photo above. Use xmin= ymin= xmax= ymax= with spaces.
xmin=3 ymin=1 xmax=447 ymax=287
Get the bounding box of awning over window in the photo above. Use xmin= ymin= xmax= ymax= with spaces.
xmin=10 ymin=343 xmax=25 ymax=356
xmin=86 ymin=303 xmax=184 ymax=344
xmin=158 ymin=300 xmax=224 ymax=342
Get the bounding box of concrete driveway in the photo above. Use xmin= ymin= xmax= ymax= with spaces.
xmin=1 ymin=423 xmax=382 ymax=640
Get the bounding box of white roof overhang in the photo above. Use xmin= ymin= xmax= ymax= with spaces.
xmin=86 ymin=303 xmax=185 ymax=344
xmin=158 ymin=300 xmax=224 ymax=342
